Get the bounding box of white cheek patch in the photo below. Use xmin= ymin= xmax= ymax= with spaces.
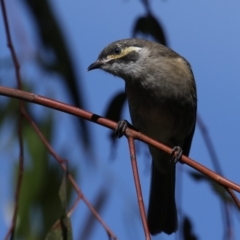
xmin=126 ymin=46 xmax=142 ymax=53
xmin=102 ymin=57 xmax=114 ymax=63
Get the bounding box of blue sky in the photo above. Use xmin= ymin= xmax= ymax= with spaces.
xmin=0 ymin=0 xmax=240 ymax=239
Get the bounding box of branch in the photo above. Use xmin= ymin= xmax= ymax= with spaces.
xmin=1 ymin=1 xmax=24 ymax=239
xmin=22 ymin=109 xmax=117 ymax=240
xmin=128 ymin=137 xmax=150 ymax=240
xmin=0 ymin=86 xmax=239 ymax=195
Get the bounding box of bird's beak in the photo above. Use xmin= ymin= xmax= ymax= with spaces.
xmin=87 ymin=59 xmax=103 ymax=71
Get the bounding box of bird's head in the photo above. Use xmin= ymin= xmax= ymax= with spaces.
xmin=88 ymin=38 xmax=153 ymax=80
xmin=88 ymin=38 xmax=193 ymax=91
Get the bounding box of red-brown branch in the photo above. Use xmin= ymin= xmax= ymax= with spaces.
xmin=0 ymin=86 xmax=239 ymax=194
xmin=1 ymin=1 xmax=25 ymax=239
xmin=127 ymin=137 xmax=150 ymax=240
xmin=23 ymin=109 xmax=117 ymax=240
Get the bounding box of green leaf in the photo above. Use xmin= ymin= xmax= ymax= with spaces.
xmin=45 ymin=172 xmax=73 ymax=240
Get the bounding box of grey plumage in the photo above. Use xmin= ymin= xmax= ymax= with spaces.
xmin=88 ymin=38 xmax=197 ymax=235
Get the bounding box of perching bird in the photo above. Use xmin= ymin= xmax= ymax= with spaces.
xmin=88 ymin=38 xmax=197 ymax=235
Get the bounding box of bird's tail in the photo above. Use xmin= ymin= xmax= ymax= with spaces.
xmin=147 ymin=161 xmax=177 ymax=235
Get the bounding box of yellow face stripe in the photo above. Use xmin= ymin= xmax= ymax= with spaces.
xmin=107 ymin=46 xmax=142 ymax=60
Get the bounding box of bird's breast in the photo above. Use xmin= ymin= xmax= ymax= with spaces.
xmin=125 ymin=83 xmax=195 ymax=145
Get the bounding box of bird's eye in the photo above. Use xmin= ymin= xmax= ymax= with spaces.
xmin=114 ymin=47 xmax=121 ymax=55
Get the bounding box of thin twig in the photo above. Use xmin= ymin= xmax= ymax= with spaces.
xmin=1 ymin=1 xmax=25 ymax=239
xmin=128 ymin=137 xmax=150 ymax=240
xmin=0 ymin=0 xmax=21 ymax=89
xmin=198 ymin=115 xmax=233 ymax=239
xmin=23 ymin=110 xmax=117 ymax=240
xmin=226 ymin=187 xmax=240 ymax=210
xmin=197 ymin=115 xmax=224 ymax=177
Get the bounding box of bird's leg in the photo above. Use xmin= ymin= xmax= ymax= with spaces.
xmin=115 ymin=120 xmax=135 ymax=138
xmin=170 ymin=146 xmax=183 ymax=164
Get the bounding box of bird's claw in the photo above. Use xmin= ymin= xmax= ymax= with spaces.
xmin=115 ymin=120 xmax=129 ymax=138
xmin=170 ymin=146 xmax=183 ymax=164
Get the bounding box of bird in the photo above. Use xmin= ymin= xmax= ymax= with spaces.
xmin=88 ymin=38 xmax=197 ymax=235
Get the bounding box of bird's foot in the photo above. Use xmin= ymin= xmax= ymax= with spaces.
xmin=115 ymin=120 xmax=131 ymax=138
xmin=170 ymin=146 xmax=183 ymax=164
